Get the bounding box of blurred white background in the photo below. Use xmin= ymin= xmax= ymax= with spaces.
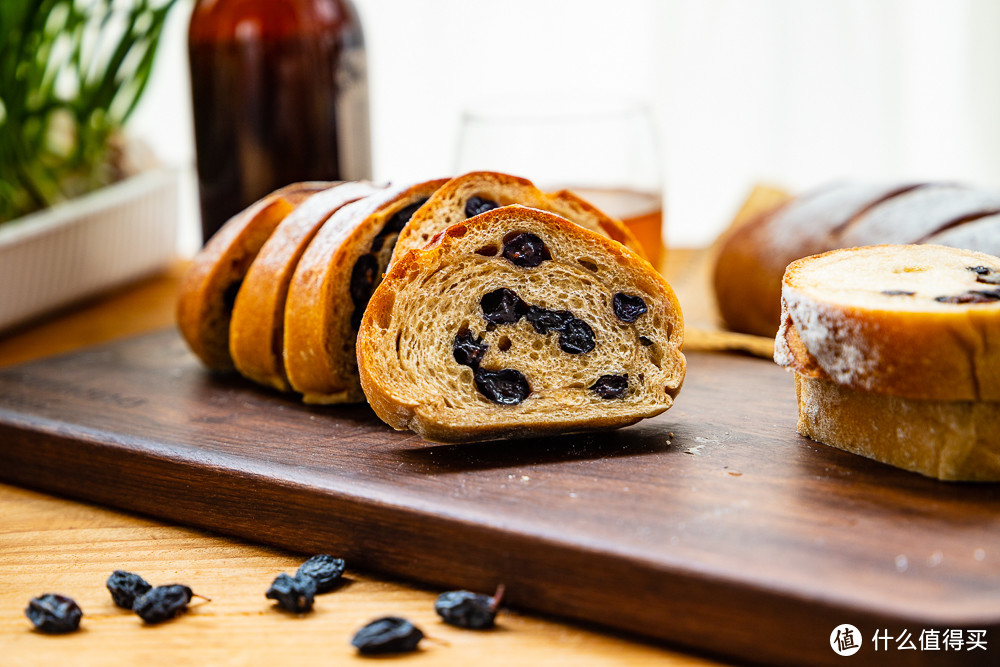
xmin=129 ymin=0 xmax=1000 ymax=252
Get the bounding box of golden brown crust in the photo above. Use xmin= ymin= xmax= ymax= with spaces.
xmin=284 ymin=179 xmax=448 ymax=404
xmin=358 ymin=205 xmax=685 ymax=443
xmin=794 ymin=373 xmax=1000 ymax=482
xmin=229 ymin=182 xmax=382 ymax=391
xmin=175 ymin=182 xmax=332 ymax=370
xmin=388 ymin=171 xmax=645 ymax=267
xmin=774 ymin=245 xmax=1000 ymax=402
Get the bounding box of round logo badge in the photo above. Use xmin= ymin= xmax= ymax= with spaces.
xmin=830 ymin=624 xmax=862 ymax=656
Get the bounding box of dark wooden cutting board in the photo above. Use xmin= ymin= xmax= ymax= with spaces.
xmin=0 ymin=328 xmax=996 ymax=666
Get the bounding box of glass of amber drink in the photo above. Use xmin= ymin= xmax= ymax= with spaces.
xmin=455 ymin=96 xmax=665 ymax=269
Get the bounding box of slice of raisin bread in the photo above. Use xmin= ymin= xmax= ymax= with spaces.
xmin=176 ymin=182 xmax=332 ymax=370
xmin=387 ymin=171 xmax=645 ymax=268
xmin=774 ymin=245 xmax=1000 ymax=481
xmin=284 ymin=179 xmax=448 ymax=404
xmin=229 ymin=181 xmax=383 ymax=391
xmin=775 ymin=244 xmax=1000 ymax=402
xmin=357 ymin=205 xmax=686 ymax=443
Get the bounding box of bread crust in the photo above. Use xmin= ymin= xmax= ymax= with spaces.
xmin=358 ymin=205 xmax=685 ymax=443
xmin=794 ymin=373 xmax=1000 ymax=482
xmin=175 ymin=182 xmax=332 ymax=370
xmin=712 ymin=181 xmax=920 ymax=337
xmin=775 ymin=245 xmax=1000 ymax=402
xmin=229 ymin=182 xmax=382 ymax=391
xmin=284 ymin=179 xmax=448 ymax=404
xmin=388 ymin=171 xmax=645 ymax=268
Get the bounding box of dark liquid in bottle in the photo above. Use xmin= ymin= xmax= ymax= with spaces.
xmin=189 ymin=0 xmax=369 ymax=242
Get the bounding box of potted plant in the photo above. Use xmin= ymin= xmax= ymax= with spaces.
xmin=0 ymin=0 xmax=181 ymax=332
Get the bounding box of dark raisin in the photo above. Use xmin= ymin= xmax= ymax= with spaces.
xmin=639 ymin=336 xmax=653 ymax=347
xmin=502 ymin=232 xmax=551 ymax=268
xmin=133 ymin=584 xmax=194 ymax=624
xmin=474 ymin=367 xmax=531 ymax=404
xmin=881 ymin=290 xmax=916 ymax=296
xmin=454 ymin=330 xmax=488 ymax=368
xmin=384 ymin=199 xmax=428 ymax=233
xmin=590 ymin=374 xmax=629 ymax=399
xmin=296 ymin=555 xmax=346 ymax=594
xmin=612 ymin=292 xmax=648 ymax=322
xmin=465 ymin=196 xmax=499 ymax=218
xmin=525 ymin=305 xmax=573 ymax=334
xmin=435 ymin=587 xmax=503 ymax=629
xmin=481 ymin=288 xmax=526 ymax=324
xmin=558 ymin=317 xmax=595 ymax=354
xmin=222 ymin=279 xmax=243 ymax=312
xmin=107 ymin=570 xmax=152 ymax=609
xmin=968 ymin=266 xmax=992 ymax=275
xmin=25 ymin=594 xmax=82 ymax=634
xmin=351 ymin=616 xmax=424 ymax=654
xmin=266 ymin=572 xmax=317 ymax=613
xmin=935 ymin=290 xmax=1000 ymax=304
xmin=349 ymin=253 xmax=380 ymax=327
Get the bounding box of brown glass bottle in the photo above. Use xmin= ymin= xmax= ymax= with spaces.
xmin=189 ymin=0 xmax=371 ymax=242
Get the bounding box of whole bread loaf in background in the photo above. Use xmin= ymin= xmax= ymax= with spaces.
xmin=712 ymin=181 xmax=1000 ymax=337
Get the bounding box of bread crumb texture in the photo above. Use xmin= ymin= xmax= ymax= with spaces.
xmin=357 ymin=206 xmax=685 ymax=443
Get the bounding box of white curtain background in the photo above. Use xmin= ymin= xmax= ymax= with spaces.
xmin=129 ymin=0 xmax=1000 ymax=252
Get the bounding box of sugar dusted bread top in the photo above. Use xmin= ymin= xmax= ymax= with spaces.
xmin=775 ymin=244 xmax=1000 ymax=401
xmin=357 ymin=205 xmax=685 ymax=443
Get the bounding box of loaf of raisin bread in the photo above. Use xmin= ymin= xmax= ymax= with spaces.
xmin=774 ymin=244 xmax=1000 ymax=481
xmin=714 ymin=181 xmax=1000 ymax=337
xmin=388 ymin=171 xmax=645 ymax=268
xmin=229 ymin=181 xmax=383 ymax=391
xmin=176 ymin=182 xmax=332 ymax=370
xmin=357 ymin=205 xmax=686 ymax=443
xmin=283 ymin=179 xmax=448 ymax=404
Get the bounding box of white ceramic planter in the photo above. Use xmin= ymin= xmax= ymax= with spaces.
xmin=0 ymin=168 xmax=180 ymax=333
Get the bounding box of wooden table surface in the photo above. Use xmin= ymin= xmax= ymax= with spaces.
xmin=0 ymin=254 xmax=727 ymax=666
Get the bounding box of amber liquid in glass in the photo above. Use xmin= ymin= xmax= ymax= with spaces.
xmin=568 ymin=187 xmax=665 ymax=270
xmin=189 ymin=0 xmax=370 ymax=242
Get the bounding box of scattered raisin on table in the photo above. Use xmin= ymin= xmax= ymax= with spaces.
xmin=435 ymin=586 xmax=504 ymax=629
xmin=502 ymin=232 xmax=550 ymax=268
xmin=351 ymin=616 xmax=424 ymax=654
xmin=25 ymin=594 xmax=82 ymax=634
xmin=612 ymin=292 xmax=648 ymax=322
xmin=465 ymin=196 xmax=499 ymax=219
xmin=133 ymin=584 xmax=196 ymax=624
xmin=106 ymin=570 xmax=152 ymax=609
xmin=296 ymin=554 xmax=346 ymax=594
xmin=266 ymin=573 xmax=317 ymax=613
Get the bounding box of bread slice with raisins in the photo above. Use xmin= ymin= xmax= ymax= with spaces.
xmin=176 ymin=182 xmax=333 ymax=371
xmin=357 ymin=205 xmax=686 ymax=443
xmin=283 ymin=179 xmax=448 ymax=404
xmin=388 ymin=171 xmax=645 ymax=268
xmin=774 ymin=244 xmax=1000 ymax=480
xmin=229 ymin=182 xmax=383 ymax=391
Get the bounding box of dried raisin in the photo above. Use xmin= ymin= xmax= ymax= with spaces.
xmin=465 ymin=196 xmax=499 ymax=218
xmin=558 ymin=317 xmax=595 ymax=354
xmin=590 ymin=374 xmax=629 ymax=399
xmin=612 ymin=292 xmax=648 ymax=322
xmin=435 ymin=588 xmax=502 ymax=629
xmin=502 ymin=232 xmax=550 ymax=268
xmin=266 ymin=572 xmax=317 ymax=613
xmin=107 ymin=570 xmax=152 ymax=609
xmin=296 ymin=554 xmax=346 ymax=593
xmin=481 ymin=288 xmax=526 ymax=324
xmin=25 ymin=594 xmax=82 ymax=634
xmin=351 ymin=616 xmax=424 ymax=654
xmin=525 ymin=305 xmax=573 ymax=334
xmin=349 ymin=253 xmax=380 ymax=328
xmin=454 ymin=330 xmax=488 ymax=368
xmin=474 ymin=367 xmax=531 ymax=404
xmin=133 ymin=584 xmax=194 ymax=624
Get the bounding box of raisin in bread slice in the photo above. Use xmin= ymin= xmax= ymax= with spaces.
xmin=387 ymin=171 xmax=645 ymax=267
xmin=357 ymin=205 xmax=686 ymax=443
xmin=775 ymin=244 xmax=1000 ymax=402
xmin=774 ymin=245 xmax=1000 ymax=481
xmin=229 ymin=181 xmax=383 ymax=391
xmin=284 ymin=179 xmax=448 ymax=404
xmin=176 ymin=182 xmax=333 ymax=370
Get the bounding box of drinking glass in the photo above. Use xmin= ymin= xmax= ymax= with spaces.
xmin=454 ymin=96 xmax=665 ymax=268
